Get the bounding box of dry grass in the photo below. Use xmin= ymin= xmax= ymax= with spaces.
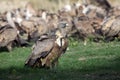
xmin=0 ymin=0 xmax=119 ymax=13
xmin=109 ymin=0 xmax=120 ymax=6
xmin=0 ymin=0 xmax=81 ymax=13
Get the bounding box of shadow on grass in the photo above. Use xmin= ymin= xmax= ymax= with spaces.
xmin=0 ymin=57 xmax=120 ymax=80
xmin=0 ymin=47 xmax=10 ymax=53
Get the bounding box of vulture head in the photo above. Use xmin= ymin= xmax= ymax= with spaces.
xmin=58 ymin=17 xmax=73 ymax=37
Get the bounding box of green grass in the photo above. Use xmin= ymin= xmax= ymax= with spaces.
xmin=0 ymin=41 xmax=120 ymax=80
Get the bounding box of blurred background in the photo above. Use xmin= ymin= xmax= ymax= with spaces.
xmin=0 ymin=0 xmax=120 ymax=13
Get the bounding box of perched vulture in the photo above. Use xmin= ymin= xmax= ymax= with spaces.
xmin=95 ymin=0 xmax=112 ymax=11
xmin=73 ymin=15 xmax=95 ymax=45
xmin=0 ymin=24 xmax=17 ymax=51
xmin=101 ymin=15 xmax=120 ymax=41
xmin=25 ymin=29 xmax=68 ymax=69
xmin=0 ymin=11 xmax=18 ymax=51
xmin=87 ymin=0 xmax=112 ymax=12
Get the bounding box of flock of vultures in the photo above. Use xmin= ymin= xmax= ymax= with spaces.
xmin=0 ymin=0 xmax=120 ymax=69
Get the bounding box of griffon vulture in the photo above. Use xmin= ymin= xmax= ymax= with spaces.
xmin=101 ymin=15 xmax=120 ymax=41
xmin=0 ymin=11 xmax=18 ymax=51
xmin=25 ymin=29 xmax=68 ymax=69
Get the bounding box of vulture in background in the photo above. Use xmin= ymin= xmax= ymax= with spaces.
xmin=25 ymin=27 xmax=68 ymax=69
xmin=0 ymin=11 xmax=18 ymax=51
xmin=94 ymin=0 xmax=112 ymax=12
xmin=83 ymin=0 xmax=112 ymax=13
xmin=101 ymin=15 xmax=120 ymax=41
xmin=0 ymin=24 xmax=17 ymax=51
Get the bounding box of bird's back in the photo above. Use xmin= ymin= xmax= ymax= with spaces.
xmin=25 ymin=37 xmax=54 ymax=67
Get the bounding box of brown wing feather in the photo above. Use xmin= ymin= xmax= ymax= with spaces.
xmin=25 ymin=38 xmax=54 ymax=67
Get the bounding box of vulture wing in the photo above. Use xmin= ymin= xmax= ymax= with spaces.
xmin=25 ymin=38 xmax=54 ymax=67
xmin=0 ymin=25 xmax=17 ymax=47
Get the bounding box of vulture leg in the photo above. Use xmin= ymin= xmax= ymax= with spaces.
xmin=7 ymin=42 xmax=12 ymax=52
xmin=53 ymin=60 xmax=59 ymax=69
xmin=45 ymin=59 xmax=51 ymax=69
xmin=84 ymin=39 xmax=87 ymax=46
xmin=51 ymin=60 xmax=59 ymax=72
xmin=51 ymin=58 xmax=58 ymax=68
xmin=83 ymin=37 xmax=87 ymax=46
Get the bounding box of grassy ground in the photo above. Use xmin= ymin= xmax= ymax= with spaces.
xmin=0 ymin=41 xmax=120 ymax=80
xmin=0 ymin=0 xmax=120 ymax=79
